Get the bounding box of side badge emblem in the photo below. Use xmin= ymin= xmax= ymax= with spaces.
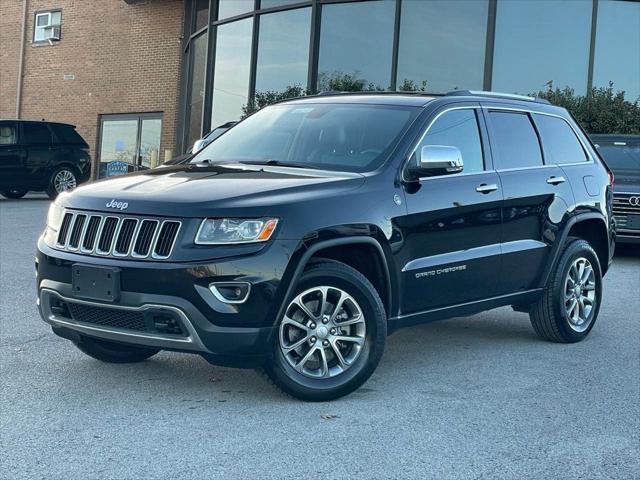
xmin=393 ymin=194 xmax=402 ymax=206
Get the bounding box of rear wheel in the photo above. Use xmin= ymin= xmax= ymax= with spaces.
xmin=529 ymin=239 xmax=602 ymax=343
xmin=47 ymin=167 xmax=78 ymax=199
xmin=264 ymin=260 xmax=386 ymax=401
xmin=0 ymin=189 xmax=28 ymax=199
xmin=73 ymin=335 xmax=160 ymax=363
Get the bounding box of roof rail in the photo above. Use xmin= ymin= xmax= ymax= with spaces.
xmin=315 ymin=90 xmax=445 ymax=97
xmin=445 ymin=90 xmax=551 ymax=105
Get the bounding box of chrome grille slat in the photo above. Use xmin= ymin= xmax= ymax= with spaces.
xmin=53 ymin=210 xmax=181 ymax=260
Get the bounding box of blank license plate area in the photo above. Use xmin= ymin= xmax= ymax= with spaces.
xmin=626 ymin=215 xmax=640 ymax=229
xmin=72 ymin=264 xmax=120 ymax=302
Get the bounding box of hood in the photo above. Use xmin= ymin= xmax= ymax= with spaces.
xmin=612 ymin=166 xmax=640 ymax=194
xmin=61 ymin=164 xmax=366 ymax=217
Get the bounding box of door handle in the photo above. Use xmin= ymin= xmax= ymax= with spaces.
xmin=546 ymin=176 xmax=566 ymax=185
xmin=476 ymin=183 xmax=498 ymax=194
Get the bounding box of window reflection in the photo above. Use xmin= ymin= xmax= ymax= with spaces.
xmin=593 ymin=0 xmax=640 ymax=101
xmin=492 ymin=0 xmax=591 ymax=95
xmin=186 ymin=33 xmax=207 ymax=148
xmin=317 ymin=0 xmax=395 ymax=91
xmin=211 ymin=18 xmax=253 ymax=126
xmin=256 ymin=8 xmax=311 ymax=93
xmin=397 ymin=0 xmax=487 ymax=92
xmin=217 ymin=0 xmax=253 ymax=19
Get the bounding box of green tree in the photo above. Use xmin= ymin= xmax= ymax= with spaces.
xmin=242 ymin=84 xmax=308 ymax=118
xmin=532 ymin=82 xmax=640 ymax=134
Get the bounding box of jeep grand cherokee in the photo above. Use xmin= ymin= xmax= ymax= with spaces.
xmin=36 ymin=91 xmax=615 ymax=401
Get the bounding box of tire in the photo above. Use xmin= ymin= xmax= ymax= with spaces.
xmin=46 ymin=166 xmax=79 ymax=199
xmin=0 ymin=189 xmax=28 ymax=199
xmin=529 ymin=239 xmax=603 ymax=343
xmin=73 ymin=335 xmax=160 ymax=363
xmin=264 ymin=259 xmax=386 ymax=401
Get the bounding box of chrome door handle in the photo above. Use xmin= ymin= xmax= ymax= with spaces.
xmin=546 ymin=176 xmax=566 ymax=185
xmin=476 ymin=183 xmax=498 ymax=194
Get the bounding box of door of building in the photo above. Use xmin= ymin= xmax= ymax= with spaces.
xmin=97 ymin=113 xmax=162 ymax=178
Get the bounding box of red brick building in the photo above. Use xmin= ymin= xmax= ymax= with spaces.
xmin=0 ymin=0 xmax=185 ymax=178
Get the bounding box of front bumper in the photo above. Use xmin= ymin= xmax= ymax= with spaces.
xmin=36 ymin=238 xmax=299 ymax=367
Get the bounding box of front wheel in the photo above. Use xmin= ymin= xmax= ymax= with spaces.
xmin=73 ymin=335 xmax=160 ymax=363
xmin=0 ymin=189 xmax=28 ymax=199
xmin=47 ymin=167 xmax=78 ymax=199
xmin=264 ymin=260 xmax=386 ymax=401
xmin=529 ymin=239 xmax=603 ymax=343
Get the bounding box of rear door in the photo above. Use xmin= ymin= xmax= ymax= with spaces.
xmin=483 ymin=105 xmax=574 ymax=294
xmin=0 ymin=121 xmax=27 ymax=189
xmin=398 ymin=104 xmax=504 ymax=314
xmin=22 ymin=122 xmax=55 ymax=187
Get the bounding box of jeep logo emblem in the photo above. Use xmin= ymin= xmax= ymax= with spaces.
xmin=106 ymin=199 xmax=128 ymax=211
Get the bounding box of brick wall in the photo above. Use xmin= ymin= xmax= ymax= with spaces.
xmin=0 ymin=0 xmax=185 ymax=177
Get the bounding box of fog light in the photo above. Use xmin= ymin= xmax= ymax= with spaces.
xmin=209 ymin=282 xmax=251 ymax=304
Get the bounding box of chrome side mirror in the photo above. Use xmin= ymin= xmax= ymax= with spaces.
xmin=415 ymin=145 xmax=464 ymax=177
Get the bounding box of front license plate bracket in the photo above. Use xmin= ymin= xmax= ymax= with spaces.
xmin=72 ymin=264 xmax=121 ymax=302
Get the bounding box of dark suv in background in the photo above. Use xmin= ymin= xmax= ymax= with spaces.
xmin=36 ymin=91 xmax=614 ymax=401
xmin=591 ymin=134 xmax=640 ymax=244
xmin=0 ymin=120 xmax=91 ymax=199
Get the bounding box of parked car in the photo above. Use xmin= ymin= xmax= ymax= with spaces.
xmin=36 ymin=91 xmax=614 ymax=401
xmin=0 ymin=120 xmax=91 ymax=199
xmin=163 ymin=122 xmax=237 ymax=166
xmin=591 ymin=134 xmax=640 ymax=244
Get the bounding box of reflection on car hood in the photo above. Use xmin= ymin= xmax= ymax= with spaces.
xmin=60 ymin=163 xmax=366 ymax=217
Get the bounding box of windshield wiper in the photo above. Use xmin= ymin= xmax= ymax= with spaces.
xmin=238 ymin=159 xmax=312 ymax=169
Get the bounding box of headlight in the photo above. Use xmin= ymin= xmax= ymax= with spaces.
xmin=46 ymin=202 xmax=65 ymax=232
xmin=195 ymin=218 xmax=278 ymax=245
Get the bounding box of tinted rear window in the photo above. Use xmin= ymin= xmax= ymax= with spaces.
xmin=51 ymin=124 xmax=87 ymax=146
xmin=534 ymin=114 xmax=588 ymax=164
xmin=489 ymin=111 xmax=543 ymax=169
xmin=23 ymin=123 xmax=53 ymax=145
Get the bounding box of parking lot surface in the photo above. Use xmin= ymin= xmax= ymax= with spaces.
xmin=1 ymin=195 xmax=639 ymax=479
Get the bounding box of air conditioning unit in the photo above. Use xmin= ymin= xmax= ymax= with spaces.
xmin=45 ymin=25 xmax=61 ymax=41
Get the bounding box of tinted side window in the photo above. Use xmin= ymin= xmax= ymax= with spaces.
xmin=0 ymin=122 xmax=18 ymax=145
xmin=489 ymin=111 xmax=543 ymax=169
xmin=534 ymin=114 xmax=587 ymax=164
xmin=419 ymin=109 xmax=484 ymax=174
xmin=23 ymin=123 xmax=53 ymax=145
xmin=51 ymin=124 xmax=87 ymax=146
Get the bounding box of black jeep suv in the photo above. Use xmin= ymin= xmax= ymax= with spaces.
xmin=36 ymin=92 xmax=615 ymax=401
xmin=0 ymin=120 xmax=91 ymax=199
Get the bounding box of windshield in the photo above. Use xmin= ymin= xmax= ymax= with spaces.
xmin=596 ymin=141 xmax=640 ymax=171
xmin=191 ymin=103 xmax=419 ymax=173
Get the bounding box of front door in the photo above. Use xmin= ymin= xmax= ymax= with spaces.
xmin=0 ymin=121 xmax=26 ymax=189
xmin=397 ymin=106 xmax=503 ymax=315
xmin=483 ymin=106 xmax=575 ymax=294
xmin=97 ymin=114 xmax=162 ymax=178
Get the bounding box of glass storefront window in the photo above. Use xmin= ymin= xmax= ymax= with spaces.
xmin=492 ymin=0 xmax=592 ymax=95
xmin=255 ymin=8 xmax=311 ymax=93
xmin=210 ymin=18 xmax=253 ymax=127
xmin=317 ymin=0 xmax=395 ymax=91
xmin=217 ymin=0 xmax=254 ymax=20
xmin=185 ymin=32 xmax=208 ymax=148
xmin=194 ymin=0 xmax=209 ymax=30
xmin=397 ymin=0 xmax=487 ymax=92
xmin=593 ymin=0 xmax=640 ymax=101
xmin=260 ymin=0 xmax=306 ymax=8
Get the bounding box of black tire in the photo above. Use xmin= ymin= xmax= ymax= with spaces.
xmin=46 ymin=166 xmax=79 ymax=200
xmin=0 ymin=189 xmax=28 ymax=199
xmin=264 ymin=259 xmax=386 ymax=401
xmin=529 ymin=239 xmax=603 ymax=343
xmin=73 ymin=335 xmax=160 ymax=363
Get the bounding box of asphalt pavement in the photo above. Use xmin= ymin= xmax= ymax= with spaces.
xmin=1 ymin=195 xmax=638 ymax=479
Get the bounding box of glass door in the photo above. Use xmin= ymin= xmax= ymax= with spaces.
xmin=97 ymin=113 xmax=162 ymax=178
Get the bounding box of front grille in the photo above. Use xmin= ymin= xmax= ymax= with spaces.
xmin=55 ymin=210 xmax=181 ymax=260
xmin=613 ymin=193 xmax=640 ymax=231
xmin=67 ymin=302 xmax=147 ymax=331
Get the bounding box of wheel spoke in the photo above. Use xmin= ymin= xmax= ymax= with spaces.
xmin=282 ymin=315 xmax=310 ymax=332
xmin=318 ymin=347 xmax=329 ymax=378
xmin=335 ymin=313 xmax=365 ymax=327
xmin=282 ymin=335 xmax=309 ymax=353
xmin=295 ymin=345 xmax=318 ymax=373
xmin=334 ymin=335 xmax=365 ymax=346
xmin=292 ymin=297 xmax=317 ymax=321
xmin=582 ymin=283 xmax=595 ymax=291
xmin=580 ymin=266 xmax=593 ymax=284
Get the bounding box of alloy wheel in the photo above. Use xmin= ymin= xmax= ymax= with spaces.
xmin=564 ymin=257 xmax=597 ymax=332
xmin=54 ymin=169 xmax=77 ymax=193
xmin=279 ymin=286 xmax=366 ymax=379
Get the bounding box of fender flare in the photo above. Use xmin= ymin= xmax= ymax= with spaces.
xmin=540 ymin=212 xmax=609 ymax=286
xmin=273 ymin=236 xmax=394 ymax=327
